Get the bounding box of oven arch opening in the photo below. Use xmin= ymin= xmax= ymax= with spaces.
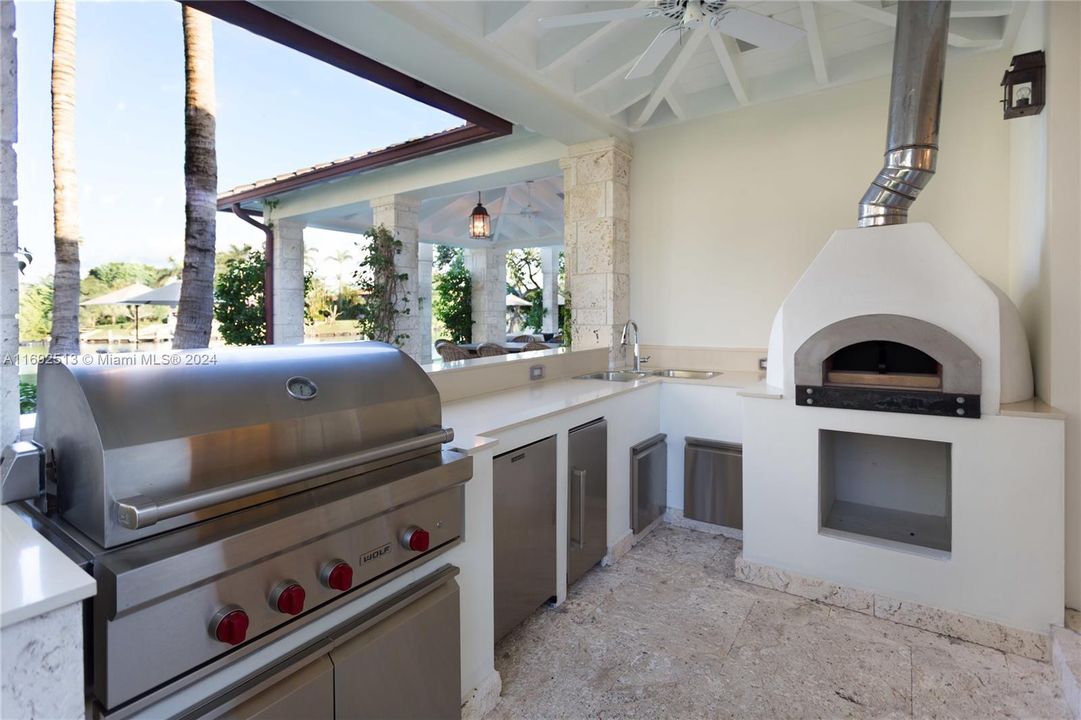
xmin=793 ymin=314 xmax=982 ymax=418
xmin=824 ymin=340 xmax=943 ymax=391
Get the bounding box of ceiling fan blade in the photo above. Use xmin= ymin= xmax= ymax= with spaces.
xmin=625 ymin=26 xmax=682 ymax=79
xmin=539 ymin=6 xmax=654 ymax=30
xmin=713 ymin=7 xmax=804 ymax=50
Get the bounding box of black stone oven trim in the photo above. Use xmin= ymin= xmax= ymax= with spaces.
xmin=796 ymin=385 xmax=981 ymax=419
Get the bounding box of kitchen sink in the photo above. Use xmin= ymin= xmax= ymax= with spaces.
xmin=574 ymin=370 xmax=653 ymax=382
xmin=651 ymin=369 xmax=721 ymax=379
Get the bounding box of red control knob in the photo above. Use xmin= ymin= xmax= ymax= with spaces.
xmin=270 ymin=581 xmax=306 ymax=616
xmin=212 ymin=607 xmax=249 ymax=646
xmin=321 ymin=561 xmax=354 ymax=592
xmin=402 ymin=526 xmax=430 ymax=553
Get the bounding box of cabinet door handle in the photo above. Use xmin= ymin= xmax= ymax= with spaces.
xmin=571 ymin=468 xmax=586 ymax=550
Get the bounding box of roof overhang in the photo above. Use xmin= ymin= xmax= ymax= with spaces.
xmin=217 ymin=124 xmax=507 ymax=209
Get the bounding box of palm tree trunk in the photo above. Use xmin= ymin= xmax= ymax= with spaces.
xmin=49 ymin=0 xmax=80 ymax=355
xmin=172 ymin=5 xmax=217 ymax=349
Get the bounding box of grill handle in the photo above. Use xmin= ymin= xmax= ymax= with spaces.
xmin=115 ymin=427 xmax=455 ymax=531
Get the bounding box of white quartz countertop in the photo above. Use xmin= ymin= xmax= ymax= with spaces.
xmin=443 ymin=371 xmax=761 ymax=453
xmin=1 ymin=506 xmax=96 ymax=628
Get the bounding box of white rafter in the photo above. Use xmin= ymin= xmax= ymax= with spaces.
xmin=708 ymin=30 xmax=749 ymax=106
xmin=606 ymin=82 xmax=654 ymax=117
xmin=632 ymin=26 xmax=708 ymax=129
xmin=541 ymin=0 xmax=653 ymax=73
xmin=799 ymin=1 xmax=829 ymax=86
xmin=833 ymin=1 xmax=1001 ymax=48
xmin=572 ymin=22 xmax=671 ymax=95
xmin=490 ymin=186 xmax=513 ymax=245
xmin=576 ymin=57 xmax=637 ymax=96
xmin=999 ymin=1 xmax=1028 ymax=50
xmin=665 ymin=86 xmax=689 ymax=120
xmin=484 ymin=1 xmax=533 ymax=39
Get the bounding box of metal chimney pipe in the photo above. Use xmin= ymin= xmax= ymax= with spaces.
xmin=858 ymin=0 xmax=951 ymax=228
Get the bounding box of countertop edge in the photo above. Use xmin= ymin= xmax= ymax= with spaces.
xmin=1 ymin=506 xmax=97 ymax=630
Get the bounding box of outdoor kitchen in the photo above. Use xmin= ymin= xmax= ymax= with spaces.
xmin=1 ymin=0 xmax=1080 ymax=719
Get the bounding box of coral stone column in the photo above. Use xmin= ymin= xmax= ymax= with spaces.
xmin=561 ymin=138 xmax=631 ymax=367
xmin=1 ymin=0 xmax=20 ymax=443
xmin=371 ymin=195 xmax=421 ymax=360
xmin=467 ymin=247 xmax=507 ymax=345
xmin=269 ymin=217 xmax=306 ymax=345
xmin=540 ymin=246 xmax=559 ymax=335
xmin=418 ymin=242 xmax=433 ymax=363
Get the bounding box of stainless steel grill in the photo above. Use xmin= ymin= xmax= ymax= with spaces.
xmin=5 ymin=342 xmax=472 ymax=716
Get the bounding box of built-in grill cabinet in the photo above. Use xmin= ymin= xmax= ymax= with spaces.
xmin=7 ymin=342 xmax=472 ymax=716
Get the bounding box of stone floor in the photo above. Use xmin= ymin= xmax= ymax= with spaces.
xmin=489 ymin=525 xmax=1068 ymax=719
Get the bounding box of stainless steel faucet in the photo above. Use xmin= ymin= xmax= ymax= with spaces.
xmin=620 ymin=320 xmax=649 ymax=371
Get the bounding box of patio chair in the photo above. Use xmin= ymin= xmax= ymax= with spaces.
xmin=523 ymin=342 xmax=551 ymax=352
xmin=550 ymin=334 xmax=564 ymax=345
xmin=476 ymin=343 xmax=509 ymax=357
xmin=511 ymin=334 xmax=537 ymax=343
xmin=434 ymin=338 xmax=451 ymax=350
xmin=437 ymin=342 xmax=472 ymax=362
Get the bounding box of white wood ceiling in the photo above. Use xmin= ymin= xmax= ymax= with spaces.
xmin=301 ymin=176 xmax=565 ymax=249
xmin=410 ymin=0 xmax=1025 ymax=131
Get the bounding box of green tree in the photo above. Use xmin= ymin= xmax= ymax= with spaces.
xmin=432 ymin=246 xmax=472 ymax=344
xmin=19 ymin=280 xmax=54 ymax=341
xmin=214 ymin=245 xmax=313 ymax=345
xmin=506 ymin=248 xmax=544 ymax=332
xmin=85 ymin=261 xmax=162 ymax=288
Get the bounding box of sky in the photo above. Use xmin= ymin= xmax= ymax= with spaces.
xmin=14 ymin=0 xmax=461 ymax=283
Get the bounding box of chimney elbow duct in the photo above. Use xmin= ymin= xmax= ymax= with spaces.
xmin=858 ymin=0 xmax=951 ymax=228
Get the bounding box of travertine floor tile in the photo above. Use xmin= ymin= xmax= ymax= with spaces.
xmin=490 ymin=526 xmax=1067 ymax=720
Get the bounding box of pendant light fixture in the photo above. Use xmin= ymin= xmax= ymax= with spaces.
xmin=469 ymin=191 xmax=491 ymax=240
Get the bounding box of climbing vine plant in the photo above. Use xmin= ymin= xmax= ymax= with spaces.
xmin=355 ymin=224 xmax=409 ymax=347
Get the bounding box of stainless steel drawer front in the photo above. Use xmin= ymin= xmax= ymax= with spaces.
xmin=330 ymin=577 xmax=460 ymax=719
xmin=631 ymin=434 xmax=667 ymax=534
xmin=684 ymin=438 xmax=743 ymax=529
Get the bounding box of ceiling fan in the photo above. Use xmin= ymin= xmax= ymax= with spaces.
xmin=539 ymin=0 xmax=805 ymax=80
xmin=512 ymin=181 xmax=541 ymax=221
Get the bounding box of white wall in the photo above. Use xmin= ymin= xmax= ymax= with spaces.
xmin=1007 ymin=0 xmax=1081 ymax=611
xmin=630 ymin=49 xmax=1013 ymax=349
xmin=1043 ymin=0 xmax=1081 ymax=611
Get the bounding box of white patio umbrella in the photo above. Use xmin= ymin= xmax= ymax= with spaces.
xmin=124 ymin=281 xmax=182 ymax=306
xmin=506 ymin=294 xmax=531 ymax=307
xmin=122 ymin=282 xmax=184 ymax=349
xmin=81 ymin=283 xmax=154 ymax=347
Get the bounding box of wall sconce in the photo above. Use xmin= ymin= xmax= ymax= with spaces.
xmin=1000 ymin=51 xmax=1045 ymax=120
xmin=469 ymin=191 xmax=491 ymax=239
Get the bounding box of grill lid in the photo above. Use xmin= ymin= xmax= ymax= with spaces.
xmin=34 ymin=342 xmax=446 ymax=548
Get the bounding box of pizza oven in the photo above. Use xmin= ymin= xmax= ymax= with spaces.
xmin=793 ymin=314 xmax=982 ymax=418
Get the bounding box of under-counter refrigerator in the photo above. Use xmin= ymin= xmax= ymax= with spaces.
xmin=567 ymin=418 xmax=608 ymax=586
xmin=493 ymin=435 xmax=557 ymax=642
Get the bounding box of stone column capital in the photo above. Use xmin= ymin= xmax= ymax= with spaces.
xmin=371 ymin=194 xmax=421 ymax=213
xmin=565 ymin=137 xmax=633 ymax=160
